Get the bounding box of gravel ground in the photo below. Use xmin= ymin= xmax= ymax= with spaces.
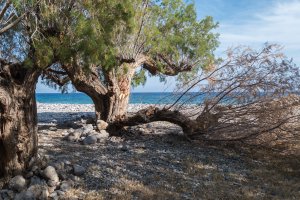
xmin=36 ymin=106 xmax=300 ymax=199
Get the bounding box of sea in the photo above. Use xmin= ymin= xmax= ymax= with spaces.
xmin=36 ymin=93 xmax=202 ymax=104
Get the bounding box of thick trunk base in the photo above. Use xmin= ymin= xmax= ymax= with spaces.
xmin=0 ymin=63 xmax=39 ymax=177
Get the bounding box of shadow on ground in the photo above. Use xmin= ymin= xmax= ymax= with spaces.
xmin=37 ymin=116 xmax=300 ymax=199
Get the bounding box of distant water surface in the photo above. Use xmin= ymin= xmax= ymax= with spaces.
xmin=36 ymin=93 xmax=203 ymax=104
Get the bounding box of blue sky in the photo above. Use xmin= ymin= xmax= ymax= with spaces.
xmin=36 ymin=0 xmax=300 ymax=93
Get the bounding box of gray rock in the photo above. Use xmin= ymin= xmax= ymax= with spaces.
xmin=47 ymin=180 xmax=59 ymax=187
xmin=71 ymin=131 xmax=82 ymax=139
xmin=73 ymin=164 xmax=86 ymax=176
xmin=40 ymin=188 xmax=49 ymax=200
xmin=14 ymin=191 xmax=35 ymax=200
xmin=43 ymin=166 xmax=59 ymax=182
xmin=48 ymin=186 xmax=56 ymax=194
xmin=30 ymin=176 xmax=46 ymax=186
xmin=97 ymin=120 xmax=108 ymax=130
xmin=70 ymin=175 xmax=81 ymax=182
xmin=31 ymin=165 xmax=39 ymax=172
xmin=65 ymin=131 xmax=82 ymax=142
xmin=0 ymin=189 xmax=15 ymax=200
xmin=56 ymin=190 xmax=65 ymax=196
xmin=99 ymin=130 xmax=110 ymax=138
xmin=60 ymin=180 xmax=74 ymax=192
xmin=24 ymin=171 xmax=34 ymax=179
xmin=68 ymin=128 xmax=75 ymax=134
xmin=49 ymin=192 xmax=58 ymax=200
xmin=65 ymin=135 xmax=78 ymax=142
xmin=9 ymin=175 xmax=26 ymax=192
xmin=83 ymin=135 xmax=97 ymax=145
xmin=49 ymin=127 xmax=57 ymax=131
xmin=58 ymin=171 xmax=68 ymax=180
xmin=64 ymin=160 xmax=72 ymax=165
xmin=81 ymin=124 xmax=94 ymax=135
xmin=53 ymin=162 xmax=65 ymax=171
xmin=27 ymin=185 xmax=48 ymax=199
xmin=62 ymin=131 xmax=69 ymax=136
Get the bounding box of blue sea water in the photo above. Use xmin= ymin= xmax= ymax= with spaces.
xmin=36 ymin=93 xmax=202 ymax=104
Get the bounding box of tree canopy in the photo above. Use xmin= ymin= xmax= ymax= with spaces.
xmin=39 ymin=0 xmax=219 ymax=91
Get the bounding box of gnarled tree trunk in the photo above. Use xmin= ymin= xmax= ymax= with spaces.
xmin=104 ymin=67 xmax=135 ymax=122
xmin=62 ymin=63 xmax=135 ymax=122
xmin=0 ymin=61 xmax=40 ymax=177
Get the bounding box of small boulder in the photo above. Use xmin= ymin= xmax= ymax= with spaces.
xmin=49 ymin=192 xmax=58 ymax=200
xmin=30 ymin=176 xmax=46 ymax=186
xmin=99 ymin=130 xmax=110 ymax=138
xmin=9 ymin=175 xmax=26 ymax=192
xmin=73 ymin=164 xmax=86 ymax=176
xmin=49 ymin=127 xmax=57 ymax=131
xmin=14 ymin=191 xmax=35 ymax=200
xmin=68 ymin=128 xmax=75 ymax=134
xmin=27 ymin=185 xmax=48 ymax=199
xmin=0 ymin=189 xmax=15 ymax=200
xmin=43 ymin=166 xmax=59 ymax=183
xmin=60 ymin=180 xmax=74 ymax=192
xmin=84 ymin=124 xmax=93 ymax=131
xmin=97 ymin=120 xmax=108 ymax=130
xmin=83 ymin=135 xmax=97 ymax=145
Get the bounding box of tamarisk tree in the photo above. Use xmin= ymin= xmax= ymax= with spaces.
xmin=42 ymin=0 xmax=219 ymax=122
xmin=107 ymin=44 xmax=300 ymax=144
xmin=0 ymin=0 xmax=132 ymax=177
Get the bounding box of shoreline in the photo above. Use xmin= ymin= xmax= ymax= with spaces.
xmin=37 ymin=103 xmax=166 ymax=113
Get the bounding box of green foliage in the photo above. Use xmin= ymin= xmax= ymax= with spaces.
xmin=20 ymin=0 xmax=134 ymax=69
xmin=113 ymin=0 xmax=219 ymax=86
xmin=132 ymin=68 xmax=147 ymax=87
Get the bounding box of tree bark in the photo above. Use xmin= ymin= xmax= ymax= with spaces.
xmin=104 ymin=67 xmax=135 ymax=122
xmin=61 ymin=64 xmax=108 ymax=121
xmin=62 ymin=63 xmax=135 ymax=122
xmin=0 ymin=61 xmax=40 ymax=177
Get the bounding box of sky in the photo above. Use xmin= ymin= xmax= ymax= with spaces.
xmin=36 ymin=0 xmax=300 ymax=93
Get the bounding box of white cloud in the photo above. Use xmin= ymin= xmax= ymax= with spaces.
xmin=218 ymin=0 xmax=300 ymax=63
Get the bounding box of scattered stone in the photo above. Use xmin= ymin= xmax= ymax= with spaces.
xmin=83 ymin=135 xmax=97 ymax=145
xmin=0 ymin=190 xmax=15 ymax=200
xmin=60 ymin=180 xmax=74 ymax=192
xmin=14 ymin=191 xmax=35 ymax=200
xmin=64 ymin=160 xmax=72 ymax=165
xmin=53 ymin=161 xmax=65 ymax=171
xmin=43 ymin=166 xmax=59 ymax=183
xmin=73 ymin=164 xmax=86 ymax=176
xmin=68 ymin=128 xmax=75 ymax=134
xmin=83 ymin=124 xmax=93 ymax=131
xmin=25 ymin=171 xmax=34 ymax=179
xmin=99 ymin=130 xmax=110 ymax=138
xmin=97 ymin=120 xmax=108 ymax=130
xmin=58 ymin=171 xmax=68 ymax=180
xmin=9 ymin=175 xmax=26 ymax=192
xmin=56 ymin=190 xmax=65 ymax=196
xmin=30 ymin=176 xmax=46 ymax=186
xmin=62 ymin=130 xmax=69 ymax=136
xmin=47 ymin=180 xmax=59 ymax=187
xmin=27 ymin=185 xmax=48 ymax=199
xmin=49 ymin=127 xmax=57 ymax=131
xmin=40 ymin=187 xmax=49 ymax=200
xmin=70 ymin=175 xmax=81 ymax=182
xmin=49 ymin=192 xmax=58 ymax=200
xmin=31 ymin=165 xmax=39 ymax=173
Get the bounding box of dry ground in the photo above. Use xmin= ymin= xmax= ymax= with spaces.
xmin=37 ymin=118 xmax=300 ymax=200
